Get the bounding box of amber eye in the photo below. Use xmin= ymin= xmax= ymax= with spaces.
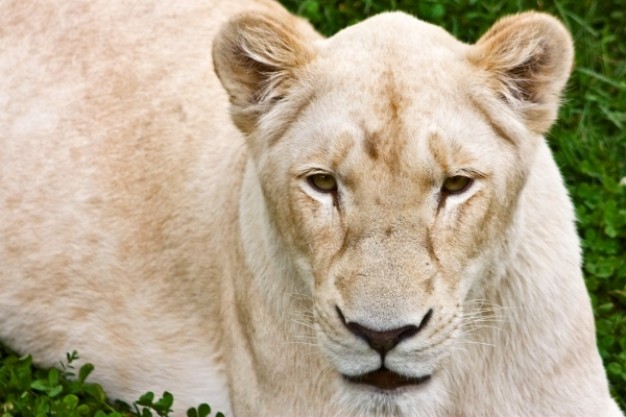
xmin=442 ymin=176 xmax=472 ymax=194
xmin=308 ymin=174 xmax=338 ymax=193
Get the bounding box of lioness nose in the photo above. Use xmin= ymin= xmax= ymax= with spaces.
xmin=336 ymin=307 xmax=433 ymax=356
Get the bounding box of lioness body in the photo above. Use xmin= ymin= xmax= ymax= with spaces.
xmin=0 ymin=1 xmax=622 ymax=416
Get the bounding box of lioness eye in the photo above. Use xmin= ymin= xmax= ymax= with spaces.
xmin=308 ymin=174 xmax=338 ymax=193
xmin=442 ymin=176 xmax=472 ymax=194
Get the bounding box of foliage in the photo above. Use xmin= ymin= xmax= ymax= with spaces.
xmin=280 ymin=0 xmax=626 ymax=409
xmin=0 ymin=345 xmax=222 ymax=417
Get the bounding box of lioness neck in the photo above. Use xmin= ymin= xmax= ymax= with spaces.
xmin=448 ymin=140 xmax=614 ymax=416
xmin=222 ymin=160 xmax=338 ymax=415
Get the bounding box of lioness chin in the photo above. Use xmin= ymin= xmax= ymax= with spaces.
xmin=0 ymin=1 xmax=622 ymax=416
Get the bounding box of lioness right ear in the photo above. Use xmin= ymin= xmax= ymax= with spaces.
xmin=212 ymin=13 xmax=316 ymax=135
xmin=469 ymin=12 xmax=574 ymax=134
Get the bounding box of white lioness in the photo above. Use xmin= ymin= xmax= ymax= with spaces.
xmin=0 ymin=1 xmax=623 ymax=416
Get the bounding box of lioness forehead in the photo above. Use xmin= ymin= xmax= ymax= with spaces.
xmin=317 ymin=12 xmax=470 ymax=88
xmin=284 ymin=19 xmax=502 ymax=192
xmin=323 ymin=12 xmax=465 ymax=61
xmin=295 ymin=13 xmax=499 ymax=178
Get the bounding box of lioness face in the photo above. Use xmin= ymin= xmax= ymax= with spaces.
xmin=259 ymin=24 xmax=521 ymax=410
xmin=214 ymin=9 xmax=572 ymax=414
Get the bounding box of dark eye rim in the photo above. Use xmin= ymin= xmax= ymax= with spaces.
xmin=441 ymin=175 xmax=474 ymax=195
xmin=307 ymin=173 xmax=338 ymax=194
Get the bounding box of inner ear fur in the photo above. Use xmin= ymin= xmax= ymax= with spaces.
xmin=469 ymin=12 xmax=574 ymax=134
xmin=212 ymin=12 xmax=316 ymax=134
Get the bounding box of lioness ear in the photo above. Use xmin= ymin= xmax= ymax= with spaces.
xmin=469 ymin=12 xmax=574 ymax=134
xmin=212 ymin=13 xmax=316 ymax=134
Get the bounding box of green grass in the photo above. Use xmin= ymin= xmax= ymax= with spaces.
xmin=1 ymin=0 xmax=624 ymax=414
xmin=0 ymin=346 xmax=222 ymax=417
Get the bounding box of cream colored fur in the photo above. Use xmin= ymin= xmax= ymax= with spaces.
xmin=0 ymin=1 xmax=622 ymax=416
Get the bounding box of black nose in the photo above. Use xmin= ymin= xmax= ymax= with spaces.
xmin=336 ymin=307 xmax=433 ymax=356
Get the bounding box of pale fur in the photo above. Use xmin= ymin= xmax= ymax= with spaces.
xmin=0 ymin=1 xmax=622 ymax=417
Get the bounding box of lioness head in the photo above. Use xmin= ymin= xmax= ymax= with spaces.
xmin=214 ymin=10 xmax=573 ymax=413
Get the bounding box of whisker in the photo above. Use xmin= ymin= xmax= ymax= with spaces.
xmin=454 ymin=339 xmax=496 ymax=348
xmin=290 ymin=319 xmax=316 ymax=330
xmin=463 ymin=325 xmax=503 ymax=334
xmin=283 ymin=341 xmax=322 ymax=347
xmin=289 ymin=313 xmax=315 ymax=320
xmin=284 ymin=292 xmax=313 ymax=301
xmin=460 ymin=318 xmax=508 ymax=326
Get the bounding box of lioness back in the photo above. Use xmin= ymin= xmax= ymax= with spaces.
xmin=0 ymin=0 xmax=289 ymax=413
xmin=0 ymin=1 xmax=623 ymax=416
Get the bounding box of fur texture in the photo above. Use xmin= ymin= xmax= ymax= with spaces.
xmin=0 ymin=1 xmax=622 ymax=416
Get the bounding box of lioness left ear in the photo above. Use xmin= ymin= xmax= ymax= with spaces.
xmin=469 ymin=12 xmax=574 ymax=134
xmin=212 ymin=12 xmax=317 ymax=135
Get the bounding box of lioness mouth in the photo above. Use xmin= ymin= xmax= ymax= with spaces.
xmin=344 ymin=368 xmax=431 ymax=390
